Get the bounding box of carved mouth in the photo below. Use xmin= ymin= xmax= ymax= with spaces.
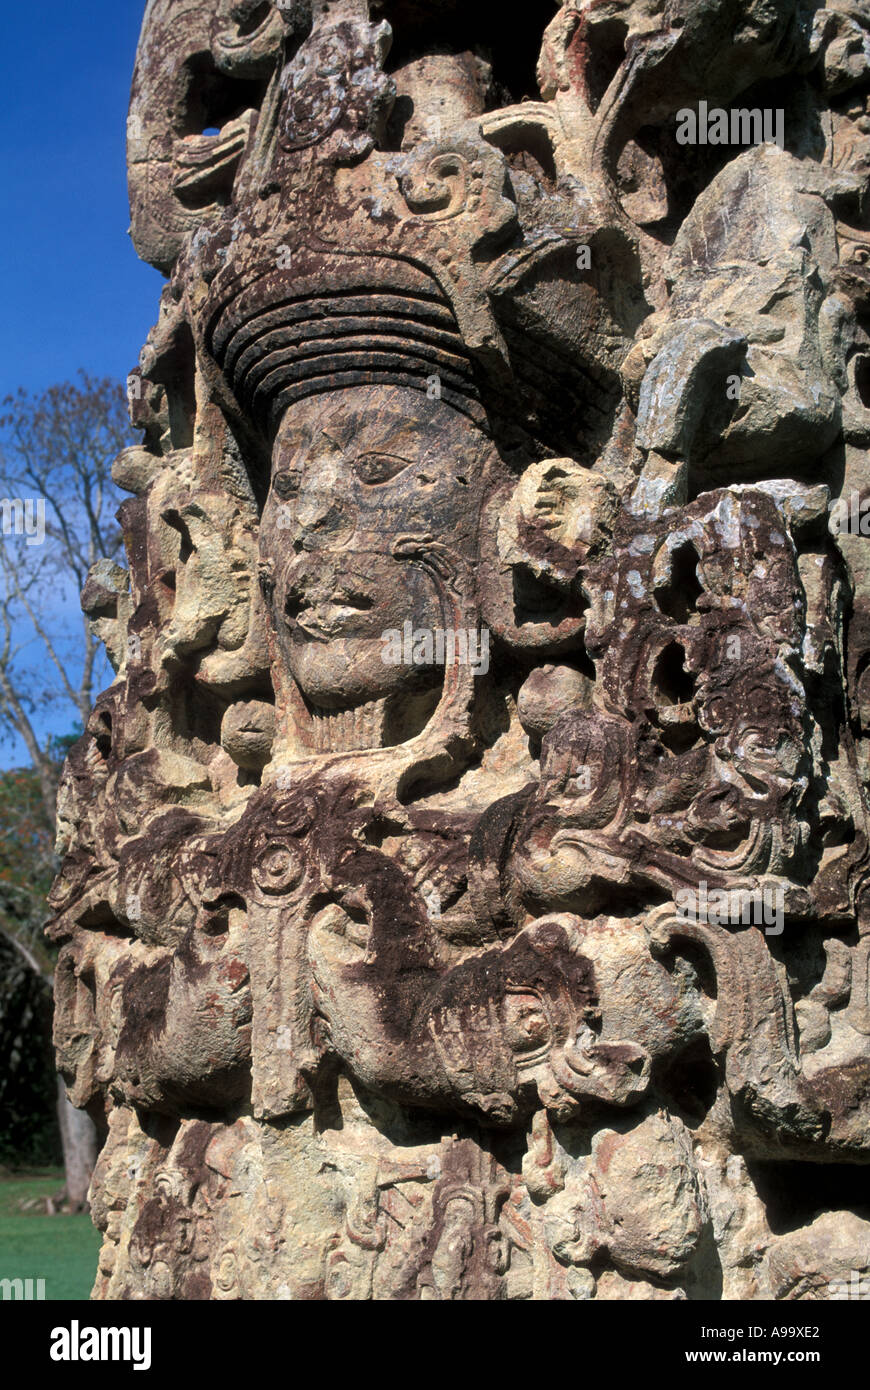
xmin=172 ymin=113 xmax=253 ymax=199
xmin=304 ymin=685 xmax=441 ymax=754
xmin=286 ymin=592 xmax=376 ymax=640
xmin=295 ymin=609 xmax=368 ymax=639
xmin=533 ymin=474 xmax=571 ymax=531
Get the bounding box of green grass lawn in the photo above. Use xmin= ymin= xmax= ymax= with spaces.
xmin=0 ymin=1171 xmax=101 ymax=1300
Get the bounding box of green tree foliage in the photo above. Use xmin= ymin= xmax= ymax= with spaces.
xmin=0 ymin=370 xmax=131 ymax=1184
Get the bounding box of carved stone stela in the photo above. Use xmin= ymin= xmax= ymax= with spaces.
xmin=51 ymin=0 xmax=870 ymax=1299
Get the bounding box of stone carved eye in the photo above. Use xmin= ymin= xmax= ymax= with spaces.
xmin=353 ymin=452 xmax=409 ymax=485
xmin=735 ymin=728 xmax=781 ymax=766
xmin=252 ymin=840 xmax=304 ymax=894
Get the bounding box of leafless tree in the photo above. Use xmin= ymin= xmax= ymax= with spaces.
xmin=0 ymin=372 xmax=129 ymax=825
xmin=0 ymin=373 xmax=131 ymax=1207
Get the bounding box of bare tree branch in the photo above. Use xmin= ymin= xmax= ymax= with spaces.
xmin=0 ymin=374 xmax=132 ymax=826
xmin=0 ymin=923 xmax=50 ymax=984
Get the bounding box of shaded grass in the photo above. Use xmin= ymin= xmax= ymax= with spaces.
xmin=0 ymin=1172 xmax=101 ymax=1300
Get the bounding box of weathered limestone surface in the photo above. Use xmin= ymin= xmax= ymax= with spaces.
xmin=52 ymin=0 xmax=870 ymax=1299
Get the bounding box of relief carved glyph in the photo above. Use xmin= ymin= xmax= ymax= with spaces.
xmin=52 ymin=0 xmax=870 ymax=1299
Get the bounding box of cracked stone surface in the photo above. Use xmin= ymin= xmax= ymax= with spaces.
xmin=52 ymin=0 xmax=870 ymax=1299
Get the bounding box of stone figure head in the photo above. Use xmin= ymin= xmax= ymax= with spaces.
xmin=258 ymin=383 xmax=496 ymax=733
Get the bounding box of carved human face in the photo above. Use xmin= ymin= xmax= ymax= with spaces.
xmin=259 ymin=385 xmax=491 ymax=711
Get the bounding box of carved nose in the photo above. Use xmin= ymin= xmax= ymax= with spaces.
xmin=296 ymin=495 xmax=353 ymax=550
xmin=297 ymin=493 xmax=333 ymax=529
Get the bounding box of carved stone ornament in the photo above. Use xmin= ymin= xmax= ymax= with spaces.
xmin=53 ymin=0 xmax=870 ymax=1299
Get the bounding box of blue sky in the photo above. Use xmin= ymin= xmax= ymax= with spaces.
xmin=0 ymin=2 xmax=163 ymax=767
xmin=1 ymin=2 xmax=162 ymax=396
